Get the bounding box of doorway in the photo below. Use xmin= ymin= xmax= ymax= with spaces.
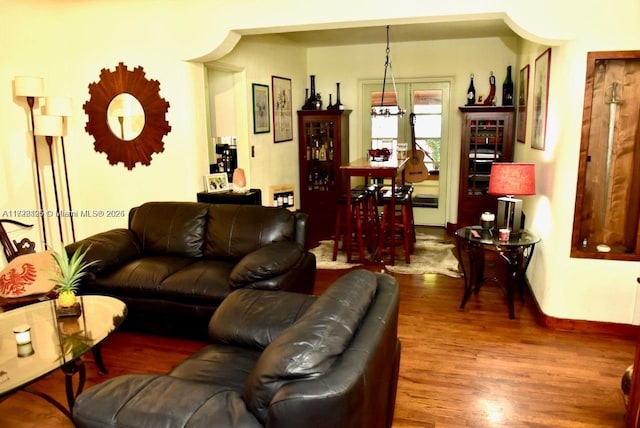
xmin=362 ymin=80 xmax=451 ymax=226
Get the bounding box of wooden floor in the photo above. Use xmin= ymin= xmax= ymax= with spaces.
xmin=0 ymin=228 xmax=635 ymax=427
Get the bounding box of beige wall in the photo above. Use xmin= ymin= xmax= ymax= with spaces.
xmin=2 ymin=0 xmax=640 ymax=324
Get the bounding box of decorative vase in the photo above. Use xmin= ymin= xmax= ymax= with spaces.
xmin=334 ymin=82 xmax=343 ymax=110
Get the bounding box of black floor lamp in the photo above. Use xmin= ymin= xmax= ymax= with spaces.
xmin=14 ymin=76 xmax=48 ymax=248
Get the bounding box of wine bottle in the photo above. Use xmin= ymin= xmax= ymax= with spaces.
xmin=466 ymin=74 xmax=476 ymax=106
xmin=502 ymin=66 xmax=514 ymax=106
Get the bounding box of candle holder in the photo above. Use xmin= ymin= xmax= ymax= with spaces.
xmin=13 ymin=325 xmax=35 ymax=357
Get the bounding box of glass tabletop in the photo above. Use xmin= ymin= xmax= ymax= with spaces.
xmin=455 ymin=226 xmax=541 ymax=248
xmin=0 ymin=295 xmax=126 ymax=397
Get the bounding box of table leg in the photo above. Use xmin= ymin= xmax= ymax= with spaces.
xmin=345 ymin=174 xmax=353 ymax=263
xmin=62 ymin=358 xmax=86 ymax=409
xmin=498 ymin=248 xmax=527 ymax=319
xmin=92 ymin=343 xmax=108 ymax=374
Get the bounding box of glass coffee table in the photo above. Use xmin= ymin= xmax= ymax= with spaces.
xmin=0 ymin=295 xmax=126 ymax=418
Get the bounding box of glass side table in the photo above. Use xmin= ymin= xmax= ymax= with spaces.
xmin=454 ymin=226 xmax=540 ymax=319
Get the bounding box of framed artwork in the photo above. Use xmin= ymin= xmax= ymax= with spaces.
xmin=516 ymin=64 xmax=529 ymax=143
xmin=532 ymin=48 xmax=551 ymax=150
xmin=252 ymin=83 xmax=270 ymax=134
xmin=271 ymin=76 xmax=293 ymax=143
xmin=204 ymin=173 xmax=229 ymax=193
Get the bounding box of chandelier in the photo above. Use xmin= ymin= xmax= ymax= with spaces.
xmin=371 ymin=25 xmax=406 ymax=117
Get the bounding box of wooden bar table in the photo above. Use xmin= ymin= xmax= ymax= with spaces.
xmin=340 ymin=156 xmax=408 ymax=265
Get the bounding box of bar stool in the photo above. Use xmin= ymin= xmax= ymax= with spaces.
xmin=378 ymin=184 xmax=415 ymax=264
xmin=332 ymin=187 xmax=370 ymax=262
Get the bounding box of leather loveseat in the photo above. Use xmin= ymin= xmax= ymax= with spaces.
xmin=66 ymin=201 xmax=316 ymax=339
xmin=72 ymin=269 xmax=401 ymax=428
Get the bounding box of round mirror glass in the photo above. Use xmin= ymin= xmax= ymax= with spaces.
xmin=107 ymin=93 xmax=145 ymax=141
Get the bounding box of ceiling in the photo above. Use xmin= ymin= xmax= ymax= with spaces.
xmin=276 ymin=19 xmax=518 ymax=47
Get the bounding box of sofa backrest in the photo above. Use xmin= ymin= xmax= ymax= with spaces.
xmin=242 ymin=270 xmax=399 ymax=427
xmin=129 ymin=202 xmax=209 ymax=257
xmin=204 ymin=205 xmax=298 ymax=260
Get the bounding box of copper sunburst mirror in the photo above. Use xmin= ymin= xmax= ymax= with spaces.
xmin=83 ymin=62 xmax=171 ymax=170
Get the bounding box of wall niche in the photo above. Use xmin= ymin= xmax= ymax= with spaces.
xmin=571 ymin=50 xmax=640 ymax=260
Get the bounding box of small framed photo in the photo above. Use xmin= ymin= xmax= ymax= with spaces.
xmin=204 ymin=173 xmax=229 ymax=193
xmin=252 ymin=83 xmax=270 ymax=134
xmin=272 ymin=76 xmax=293 ymax=143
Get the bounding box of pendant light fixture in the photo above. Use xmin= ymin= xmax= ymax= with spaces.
xmin=371 ymin=25 xmax=406 ymax=117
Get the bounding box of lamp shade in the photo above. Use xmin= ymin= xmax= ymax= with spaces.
xmin=488 ymin=163 xmax=536 ymax=196
xmin=14 ymin=76 xmax=44 ymax=97
xmin=34 ymin=115 xmax=64 ymax=137
xmin=44 ymin=96 xmax=72 ymax=116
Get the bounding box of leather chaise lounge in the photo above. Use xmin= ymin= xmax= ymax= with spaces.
xmin=72 ymin=269 xmax=401 ymax=428
xmin=66 ymin=201 xmax=316 ymax=339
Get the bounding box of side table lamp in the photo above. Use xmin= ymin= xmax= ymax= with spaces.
xmin=488 ymin=163 xmax=536 ymax=234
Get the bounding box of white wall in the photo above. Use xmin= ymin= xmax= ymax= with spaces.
xmin=2 ymin=0 xmax=640 ymax=325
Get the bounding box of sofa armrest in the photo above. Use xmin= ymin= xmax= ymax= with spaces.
xmin=208 ymin=288 xmax=315 ymax=349
xmin=229 ymin=242 xmax=304 ymax=289
xmin=66 ymin=228 xmax=141 ymax=275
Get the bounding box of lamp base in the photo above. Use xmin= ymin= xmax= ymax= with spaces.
xmin=496 ymin=197 xmax=523 ymax=234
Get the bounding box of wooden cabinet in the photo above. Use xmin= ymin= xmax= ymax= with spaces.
xmin=457 ymin=106 xmax=514 ymax=227
xmin=297 ymin=110 xmax=351 ymax=247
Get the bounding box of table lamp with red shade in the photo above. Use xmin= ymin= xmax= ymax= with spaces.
xmin=488 ymin=163 xmax=536 ymax=234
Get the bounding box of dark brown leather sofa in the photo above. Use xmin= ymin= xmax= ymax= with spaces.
xmin=72 ymin=269 xmax=401 ymax=428
xmin=66 ymin=201 xmax=316 ymax=339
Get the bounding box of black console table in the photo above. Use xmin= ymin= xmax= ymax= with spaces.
xmin=455 ymin=226 xmax=540 ymax=319
xmin=196 ymin=189 xmax=262 ymax=205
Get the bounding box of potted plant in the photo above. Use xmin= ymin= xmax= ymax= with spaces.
xmin=51 ymin=246 xmax=96 ymax=316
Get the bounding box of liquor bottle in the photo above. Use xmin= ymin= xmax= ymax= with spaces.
xmin=319 ymin=144 xmax=327 ymax=161
xmin=328 ymin=139 xmax=334 ymax=160
xmin=466 ymin=74 xmax=476 ymax=106
xmin=502 ymin=66 xmax=514 ymax=106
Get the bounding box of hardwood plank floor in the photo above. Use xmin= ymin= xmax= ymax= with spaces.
xmin=0 ymin=228 xmax=635 ymax=427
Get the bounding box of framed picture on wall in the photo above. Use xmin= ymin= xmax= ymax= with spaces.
xmin=271 ymin=76 xmax=293 ymax=143
xmin=516 ymin=64 xmax=529 ymax=143
xmin=532 ymin=48 xmax=551 ymax=150
xmin=204 ymin=173 xmax=229 ymax=193
xmin=252 ymin=83 xmax=270 ymax=134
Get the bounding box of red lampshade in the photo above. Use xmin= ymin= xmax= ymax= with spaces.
xmin=488 ymin=163 xmax=536 ymax=196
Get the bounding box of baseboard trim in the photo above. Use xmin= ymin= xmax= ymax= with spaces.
xmin=528 ymin=283 xmax=639 ymax=339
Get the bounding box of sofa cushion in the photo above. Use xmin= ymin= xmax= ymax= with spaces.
xmin=129 ymin=202 xmax=209 ymax=257
xmin=169 ymin=343 xmax=262 ymax=386
xmin=0 ymin=251 xmax=57 ymax=298
xmin=229 ymin=242 xmax=304 ymax=289
xmin=72 ymin=374 xmax=262 ymax=428
xmin=242 ymin=269 xmax=378 ymax=423
xmin=92 ymin=255 xmax=197 ymax=296
xmin=209 ymin=288 xmax=315 ymax=349
xmin=158 ymin=259 xmax=234 ymax=305
xmin=205 ymin=205 xmax=296 ymax=260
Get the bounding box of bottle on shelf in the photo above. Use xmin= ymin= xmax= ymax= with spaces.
xmin=326 ymin=94 xmax=333 ymax=110
xmin=466 ymin=74 xmax=476 ymax=106
xmin=502 ymin=66 xmax=514 ymax=106
xmin=319 ymin=144 xmax=327 ymax=161
xmin=328 ymin=139 xmax=334 ymax=160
